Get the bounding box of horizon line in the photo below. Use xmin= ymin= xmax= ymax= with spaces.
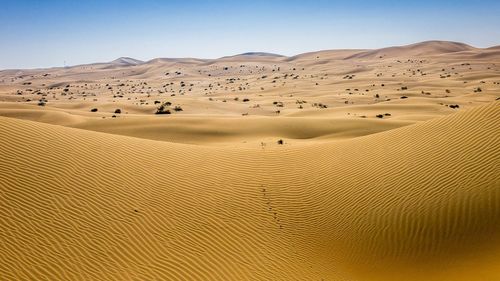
xmin=2 ymin=40 xmax=499 ymax=71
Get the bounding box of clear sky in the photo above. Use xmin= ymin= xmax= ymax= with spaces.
xmin=1 ymin=0 xmax=499 ymax=69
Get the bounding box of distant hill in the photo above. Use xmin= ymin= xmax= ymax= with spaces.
xmin=2 ymin=41 xmax=499 ymax=71
xmin=237 ymin=52 xmax=285 ymax=57
xmin=109 ymin=57 xmax=144 ymax=66
xmin=218 ymin=52 xmax=285 ymax=61
xmin=343 ymin=40 xmax=475 ymax=59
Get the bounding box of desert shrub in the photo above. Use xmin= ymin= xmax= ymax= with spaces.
xmin=277 ymin=139 xmax=284 ymax=145
xmin=376 ymin=114 xmax=384 ymax=118
xmin=155 ymin=105 xmax=171 ymax=114
xmin=90 ymin=108 xmax=98 ymax=112
xmin=114 ymin=109 xmax=121 ymax=114
xmin=173 ymin=105 xmax=183 ymax=112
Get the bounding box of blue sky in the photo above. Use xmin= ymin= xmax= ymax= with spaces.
xmin=1 ymin=0 xmax=499 ymax=69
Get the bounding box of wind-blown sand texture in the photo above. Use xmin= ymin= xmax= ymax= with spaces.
xmin=0 ymin=41 xmax=499 ymax=280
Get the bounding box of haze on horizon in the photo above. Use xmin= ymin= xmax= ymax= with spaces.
xmin=1 ymin=0 xmax=500 ymax=69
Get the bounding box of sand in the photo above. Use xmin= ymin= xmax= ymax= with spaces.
xmin=0 ymin=41 xmax=499 ymax=280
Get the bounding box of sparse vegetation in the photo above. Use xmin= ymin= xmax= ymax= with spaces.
xmin=155 ymin=105 xmax=171 ymax=114
xmin=273 ymin=101 xmax=284 ymax=107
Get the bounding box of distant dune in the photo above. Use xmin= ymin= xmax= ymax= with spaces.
xmin=0 ymin=41 xmax=499 ymax=280
xmin=344 ymin=41 xmax=475 ymax=59
xmin=2 ymin=40 xmax=497 ymax=72
xmin=110 ymin=57 xmax=144 ymax=66
xmin=237 ymin=52 xmax=285 ymax=57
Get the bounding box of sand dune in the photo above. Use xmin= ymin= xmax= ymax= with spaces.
xmin=344 ymin=41 xmax=475 ymax=60
xmin=0 ymin=101 xmax=498 ymax=280
xmin=0 ymin=41 xmax=499 ymax=280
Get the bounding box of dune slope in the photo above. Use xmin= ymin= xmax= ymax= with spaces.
xmin=0 ymin=101 xmax=499 ymax=280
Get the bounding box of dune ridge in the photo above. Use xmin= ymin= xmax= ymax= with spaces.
xmin=1 ymin=101 xmax=498 ymax=280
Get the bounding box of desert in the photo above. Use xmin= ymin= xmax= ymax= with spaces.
xmin=1 ymin=1 xmax=499 ymax=280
